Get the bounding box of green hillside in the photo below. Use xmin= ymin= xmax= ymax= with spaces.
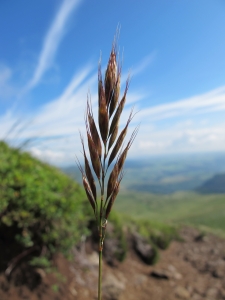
xmin=0 ymin=141 xmax=91 ymax=267
xmin=115 ymin=189 xmax=225 ymax=236
xmin=0 ymin=141 xmax=178 ymax=271
xmin=196 ymin=173 xmax=225 ymax=194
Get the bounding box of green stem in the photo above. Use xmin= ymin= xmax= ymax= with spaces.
xmin=98 ymin=223 xmax=103 ymax=300
xmin=98 ymin=145 xmax=107 ymax=300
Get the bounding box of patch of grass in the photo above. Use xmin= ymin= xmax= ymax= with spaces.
xmin=106 ymin=211 xmax=128 ymax=262
xmin=51 ymin=284 xmax=59 ymax=293
xmin=115 ymin=190 xmax=225 ymax=236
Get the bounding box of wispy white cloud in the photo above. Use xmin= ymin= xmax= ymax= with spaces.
xmin=136 ymin=85 xmax=225 ymax=122
xmin=25 ymin=0 xmax=82 ymax=91
xmin=1 ymin=57 xmax=225 ymax=165
xmin=133 ymin=121 xmax=225 ymax=156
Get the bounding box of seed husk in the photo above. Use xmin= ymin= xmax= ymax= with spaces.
xmin=87 ymin=99 xmax=102 ymax=158
xmin=105 ymin=172 xmax=123 ymax=219
xmin=109 ymin=66 xmax=121 ymax=118
xmin=85 ymin=119 xmax=101 ymax=179
xmin=83 ymin=177 xmax=96 ymax=212
xmin=76 ymin=159 xmax=96 ymax=212
xmin=108 ymin=124 xmax=118 ymax=150
xmin=108 ymin=109 xmax=134 ymax=167
xmin=80 ymin=133 xmax=97 ymax=201
xmin=106 ymin=163 xmax=119 ymax=201
xmin=98 ymin=84 xmax=109 ymax=144
xmin=105 ymin=48 xmax=117 ymax=107
xmin=109 ymin=78 xmax=129 ymax=137
xmin=87 ymin=132 xmax=101 ymax=179
xmin=98 ymin=60 xmax=103 ymax=107
xmin=117 ymin=126 xmax=139 ymax=174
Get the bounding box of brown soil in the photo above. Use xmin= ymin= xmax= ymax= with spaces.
xmin=0 ymin=227 xmax=225 ymax=300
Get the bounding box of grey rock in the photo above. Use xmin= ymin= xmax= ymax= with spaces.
xmin=132 ymin=232 xmax=156 ymax=264
xmin=87 ymin=251 xmax=99 ymax=267
xmin=102 ymin=273 xmax=125 ymax=300
xmin=150 ymin=265 xmax=182 ymax=281
xmin=150 ymin=269 xmax=170 ymax=280
xmin=175 ymin=286 xmax=190 ymax=299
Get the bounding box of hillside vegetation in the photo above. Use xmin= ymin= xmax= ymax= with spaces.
xmin=0 ymin=141 xmax=178 ymax=272
xmin=0 ymin=141 xmax=91 ymax=269
xmin=115 ymin=189 xmax=225 ymax=236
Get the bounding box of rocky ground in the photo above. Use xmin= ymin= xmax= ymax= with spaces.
xmin=0 ymin=227 xmax=225 ymax=300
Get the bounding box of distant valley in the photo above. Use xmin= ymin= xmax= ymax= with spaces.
xmin=62 ymin=151 xmax=225 ymax=236
xmin=62 ymin=152 xmax=225 ymax=194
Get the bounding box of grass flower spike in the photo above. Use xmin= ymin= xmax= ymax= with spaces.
xmin=78 ymin=36 xmax=138 ymax=300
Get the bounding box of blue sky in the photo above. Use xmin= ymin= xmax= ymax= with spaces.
xmin=0 ymin=0 xmax=225 ymax=165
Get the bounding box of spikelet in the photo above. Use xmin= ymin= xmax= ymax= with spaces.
xmin=117 ymin=126 xmax=139 ymax=175
xmin=98 ymin=59 xmax=103 ymax=107
xmin=106 ymin=163 xmax=119 ymax=201
xmin=105 ymin=172 xmax=123 ymax=219
xmin=76 ymin=159 xmax=96 ymax=212
xmin=109 ymin=78 xmax=129 ymax=138
xmin=98 ymin=66 xmax=109 ymax=144
xmin=109 ymin=65 xmax=121 ymax=118
xmin=85 ymin=117 xmax=101 ymax=179
xmin=108 ymin=124 xmax=118 ymax=150
xmin=80 ymin=133 xmax=97 ymax=201
xmin=105 ymin=47 xmax=117 ymax=107
xmin=87 ymin=98 xmax=102 ymax=158
xmin=108 ymin=109 xmax=134 ymax=167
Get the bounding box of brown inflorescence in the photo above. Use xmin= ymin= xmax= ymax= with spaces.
xmin=76 ymin=159 xmax=96 ymax=213
xmin=85 ymin=117 xmax=101 ymax=179
xmin=80 ymin=133 xmax=97 ymax=201
xmin=78 ymin=36 xmax=138 ymax=234
xmin=98 ymin=65 xmax=109 ymax=145
xmin=87 ymin=99 xmax=102 ymax=159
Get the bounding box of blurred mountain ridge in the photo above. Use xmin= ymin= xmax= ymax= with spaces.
xmin=196 ymin=173 xmax=225 ymax=194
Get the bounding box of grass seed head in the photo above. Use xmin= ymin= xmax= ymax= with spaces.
xmin=109 ymin=78 xmax=129 ymax=137
xmin=108 ymin=124 xmax=118 ymax=150
xmin=80 ymin=133 xmax=97 ymax=201
xmin=76 ymin=159 xmax=96 ymax=212
xmin=83 ymin=177 xmax=96 ymax=212
xmin=108 ymin=109 xmax=134 ymax=167
xmin=105 ymin=172 xmax=123 ymax=219
xmin=98 ymin=84 xmax=109 ymax=144
xmin=109 ymin=66 xmax=121 ymax=118
xmin=105 ymin=47 xmax=117 ymax=107
xmin=117 ymin=126 xmax=139 ymax=174
xmin=106 ymin=163 xmax=119 ymax=201
xmin=85 ymin=119 xmax=101 ymax=179
xmin=87 ymin=99 xmax=102 ymax=158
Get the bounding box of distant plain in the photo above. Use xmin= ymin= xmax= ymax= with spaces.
xmin=63 ymin=152 xmax=225 ymax=236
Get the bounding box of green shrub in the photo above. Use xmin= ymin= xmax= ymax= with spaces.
xmin=136 ymin=219 xmax=179 ymax=250
xmin=0 ymin=141 xmax=91 ymax=264
xmin=107 ymin=211 xmax=127 ymax=262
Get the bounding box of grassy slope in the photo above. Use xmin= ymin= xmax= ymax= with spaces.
xmin=115 ymin=189 xmax=225 ymax=236
xmin=0 ymin=141 xmax=91 ymax=257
